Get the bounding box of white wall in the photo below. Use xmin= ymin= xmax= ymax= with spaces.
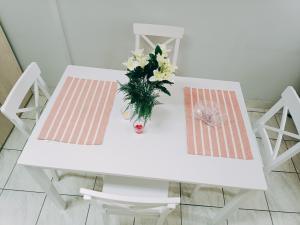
xmin=1 ymin=0 xmax=300 ymax=104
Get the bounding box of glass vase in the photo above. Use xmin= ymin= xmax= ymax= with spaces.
xmin=120 ymin=101 xmax=132 ymax=120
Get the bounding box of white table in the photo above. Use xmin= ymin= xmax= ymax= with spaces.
xmin=18 ymin=65 xmax=267 ymax=224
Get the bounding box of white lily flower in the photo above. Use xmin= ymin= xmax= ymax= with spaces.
xmin=137 ymin=56 xmax=148 ymax=68
xmin=131 ymin=49 xmax=144 ymax=58
xmin=123 ymin=57 xmax=139 ymax=71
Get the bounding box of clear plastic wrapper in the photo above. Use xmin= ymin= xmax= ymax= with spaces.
xmin=193 ymin=102 xmax=226 ymax=126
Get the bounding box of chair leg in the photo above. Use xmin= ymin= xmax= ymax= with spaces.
xmin=156 ymin=209 xmax=171 ymax=225
xmin=51 ymin=170 xmax=60 ymax=182
xmin=25 ymin=166 xmax=66 ymax=209
xmin=212 ymin=189 xmax=251 ymax=225
xmin=191 ymin=184 xmax=211 ymax=199
xmin=191 ymin=185 xmax=201 ymax=198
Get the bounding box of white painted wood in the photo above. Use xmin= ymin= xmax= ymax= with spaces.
xmin=18 ymin=65 xmax=266 ymax=192
xmin=25 ymin=166 xmax=66 ymax=209
xmin=254 ymin=86 xmax=300 ymax=174
xmin=133 ymin=23 xmax=184 ymax=66
xmin=1 ymin=62 xmax=61 ymax=182
xmin=0 ymin=62 xmax=51 ymax=137
xmin=133 ymin=23 xmax=184 ymax=39
xmin=80 ymin=176 xmax=179 ymax=225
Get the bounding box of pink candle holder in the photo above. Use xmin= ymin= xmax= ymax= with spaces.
xmin=134 ymin=123 xmax=144 ymax=134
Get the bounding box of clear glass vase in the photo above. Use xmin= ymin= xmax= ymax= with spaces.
xmin=120 ymin=101 xmax=132 ymax=120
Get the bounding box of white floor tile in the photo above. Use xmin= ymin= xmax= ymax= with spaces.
xmin=53 ymin=171 xmax=96 ymax=195
xmin=135 ymin=206 xmax=181 ymax=225
xmin=181 ymin=183 xmax=224 ymax=207
xmin=224 ymin=188 xmax=268 ymax=210
xmin=181 ymin=205 xmax=226 ymax=225
xmin=265 ymin=172 xmax=300 ymax=212
xmin=86 ymin=204 xmax=134 ymax=225
xmin=256 ymin=138 xmax=296 ymax=172
xmin=5 ymin=164 xmax=49 ymax=192
xmin=248 ymin=112 xmax=279 ymax=139
xmin=0 ymin=150 xmax=20 ymax=188
xmin=271 ymin=211 xmax=300 ymax=225
xmin=228 ymin=209 xmax=272 ymax=225
xmin=21 ymin=95 xmax=48 ymax=119
xmin=285 ymin=141 xmax=300 ymax=173
xmin=0 ymin=190 xmax=45 ymax=225
xmin=275 ymin=114 xmax=299 ymax=141
xmin=36 ymin=195 xmax=89 ymax=225
xmin=3 ymin=119 xmax=35 ymax=150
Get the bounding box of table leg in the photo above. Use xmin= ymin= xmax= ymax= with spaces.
xmin=51 ymin=170 xmax=61 ymax=182
xmin=25 ymin=166 xmax=67 ymax=209
xmin=212 ymin=189 xmax=251 ymax=225
xmin=191 ymin=184 xmax=211 ymax=198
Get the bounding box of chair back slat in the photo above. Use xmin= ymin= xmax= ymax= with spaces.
xmin=80 ymin=188 xmax=179 ymax=216
xmin=281 ymin=86 xmax=300 ymax=134
xmin=133 ymin=23 xmax=184 ymax=66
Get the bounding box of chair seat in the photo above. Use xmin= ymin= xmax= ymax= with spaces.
xmin=102 ymin=176 xmax=169 ymax=198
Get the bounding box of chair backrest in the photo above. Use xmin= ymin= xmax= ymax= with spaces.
xmin=0 ymin=62 xmax=50 ymax=137
xmin=281 ymin=87 xmax=300 ymax=133
xmin=254 ymin=86 xmax=300 ymax=173
xmin=133 ymin=23 xmax=184 ymax=66
xmin=80 ymin=188 xmax=179 ymax=217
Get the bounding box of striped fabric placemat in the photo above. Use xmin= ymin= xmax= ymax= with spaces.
xmin=183 ymin=87 xmax=253 ymax=160
xmin=38 ymin=77 xmax=117 ymax=145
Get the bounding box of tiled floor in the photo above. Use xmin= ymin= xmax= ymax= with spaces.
xmin=0 ymin=99 xmax=300 ymax=225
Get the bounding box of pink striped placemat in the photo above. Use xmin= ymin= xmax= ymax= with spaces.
xmin=38 ymin=77 xmax=117 ymax=145
xmin=183 ymin=87 xmax=253 ymax=160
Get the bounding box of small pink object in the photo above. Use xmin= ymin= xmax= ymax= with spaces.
xmin=134 ymin=124 xmax=144 ymax=134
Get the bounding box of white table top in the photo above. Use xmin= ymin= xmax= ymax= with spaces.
xmin=18 ymin=65 xmax=267 ymax=190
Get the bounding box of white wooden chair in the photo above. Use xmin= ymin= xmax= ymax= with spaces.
xmin=253 ymin=86 xmax=300 ymax=173
xmin=1 ymin=62 xmax=50 ymax=136
xmin=133 ymin=23 xmax=184 ymax=66
xmin=0 ymin=62 xmax=60 ymax=181
xmin=80 ymin=176 xmax=180 ymax=225
xmin=192 ymin=87 xmax=300 ymax=219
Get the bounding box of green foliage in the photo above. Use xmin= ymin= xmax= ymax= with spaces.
xmin=119 ymin=45 xmax=174 ymax=124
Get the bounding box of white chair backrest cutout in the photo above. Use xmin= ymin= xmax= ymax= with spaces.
xmin=254 ymin=86 xmax=300 ymax=173
xmin=80 ymin=188 xmax=179 ymax=225
xmin=0 ymin=62 xmax=50 ymax=137
xmin=133 ymin=23 xmax=184 ymax=66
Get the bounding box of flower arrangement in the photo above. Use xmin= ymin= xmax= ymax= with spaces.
xmin=119 ymin=45 xmax=176 ymax=126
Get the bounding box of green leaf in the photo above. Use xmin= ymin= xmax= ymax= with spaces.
xmin=156 ymin=85 xmax=171 ymax=96
xmin=155 ymin=45 xmax=162 ymax=55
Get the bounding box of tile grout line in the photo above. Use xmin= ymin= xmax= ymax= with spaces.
xmin=84 ymin=175 xmax=98 ymax=225
xmin=34 ymin=194 xmax=47 ymax=225
xmin=179 ymin=183 xmax=183 ymax=225
xmin=263 ymin=191 xmax=275 ymax=225
xmin=2 ymin=148 xmax=23 ymax=151
xmin=221 ymin=187 xmax=226 ymax=207
xmin=180 ymin=202 xmax=300 ymax=214
xmin=2 ymin=149 xmax=23 ymax=190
